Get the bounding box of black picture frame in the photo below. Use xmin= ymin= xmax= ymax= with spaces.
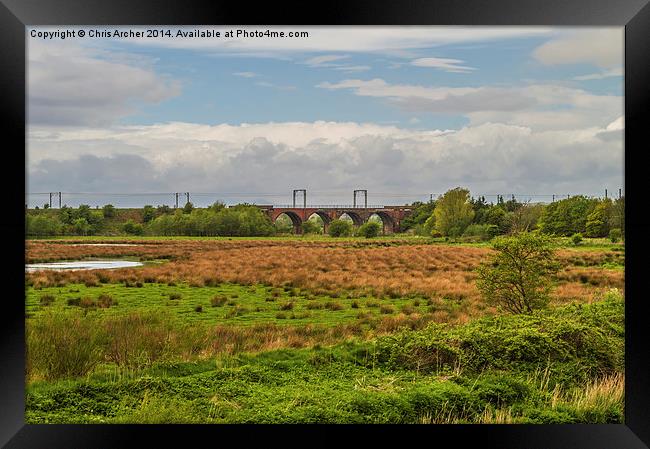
xmin=2 ymin=0 xmax=649 ymax=447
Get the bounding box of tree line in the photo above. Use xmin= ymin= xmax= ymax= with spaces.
xmin=25 ymin=187 xmax=624 ymax=241
xmin=400 ymin=187 xmax=624 ymax=242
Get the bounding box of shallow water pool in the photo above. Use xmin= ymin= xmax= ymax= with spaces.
xmin=25 ymin=260 xmax=143 ymax=272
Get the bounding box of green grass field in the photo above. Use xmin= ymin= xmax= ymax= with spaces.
xmin=24 ymin=236 xmax=625 ymax=424
xmin=25 ymin=292 xmax=624 ymax=424
xmin=27 ymin=282 xmax=444 ymax=326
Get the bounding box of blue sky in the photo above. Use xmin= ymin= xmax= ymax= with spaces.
xmin=26 ymin=27 xmax=624 ymax=207
xmin=113 ymin=32 xmax=621 ymax=129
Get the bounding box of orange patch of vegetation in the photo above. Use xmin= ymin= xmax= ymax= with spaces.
xmin=26 ymin=240 xmax=623 ymax=312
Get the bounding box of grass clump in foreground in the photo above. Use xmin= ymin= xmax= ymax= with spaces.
xmin=25 ymin=289 xmax=624 ymax=424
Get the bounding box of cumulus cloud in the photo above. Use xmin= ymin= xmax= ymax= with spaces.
xmin=28 ymin=39 xmax=181 ymax=126
xmin=27 ymin=120 xmax=623 ymax=203
xmin=533 ymin=28 xmax=623 ymax=68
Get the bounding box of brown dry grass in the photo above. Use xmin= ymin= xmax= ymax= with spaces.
xmin=26 ymin=240 xmax=623 ymax=308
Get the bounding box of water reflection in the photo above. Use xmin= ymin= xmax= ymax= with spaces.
xmin=25 ymin=260 xmax=143 ymax=272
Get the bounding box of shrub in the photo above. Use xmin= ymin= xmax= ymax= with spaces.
xmin=380 ymin=304 xmax=395 ymax=314
xmin=79 ymin=297 xmax=96 ymax=309
xmin=142 ymin=205 xmax=156 ymax=223
xmin=374 ymin=293 xmax=624 ymax=379
xmin=476 ymin=232 xmax=560 ymax=314
xmin=609 ymin=228 xmax=622 ymax=243
xmin=571 ymin=233 xmax=583 ymax=246
xmin=357 ymin=221 xmax=381 ymax=238
xmin=301 ymin=219 xmax=322 ymax=235
xmin=194 ymin=305 xmax=203 ymax=313
xmin=27 ymin=215 xmax=62 ymax=237
xmin=328 ymin=219 xmax=353 ymax=237
xmin=401 ymin=304 xmax=417 ymax=315
xmin=279 ymin=301 xmax=295 ymax=311
xmin=97 ymin=294 xmax=114 ymax=308
xmin=26 ymin=311 xmax=104 ymax=380
xmin=325 ymin=301 xmax=344 ymax=311
xmin=462 ymin=224 xmax=494 ymax=242
xmin=102 ymin=204 xmax=116 ymax=218
xmin=122 ymin=219 xmax=144 ymax=236
xmin=39 ymin=294 xmax=55 ymax=306
xmin=168 ymin=293 xmax=182 ymax=300
xmin=210 ymin=295 xmax=228 ymax=307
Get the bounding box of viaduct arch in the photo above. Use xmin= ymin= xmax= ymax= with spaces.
xmin=260 ymin=206 xmax=412 ymax=235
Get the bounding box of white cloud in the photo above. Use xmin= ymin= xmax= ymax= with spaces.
xmin=303 ymin=54 xmax=350 ymax=66
xmin=533 ymin=28 xmax=623 ymax=68
xmin=317 ymin=78 xmax=622 ymax=130
xmin=28 ymin=39 xmax=180 ymax=126
xmin=606 ymin=116 xmax=624 ymax=131
xmin=333 ymin=65 xmax=371 ymax=73
xmin=28 ymin=120 xmax=623 ymax=200
xmin=233 ymin=71 xmax=258 ymax=78
xmin=411 ymin=57 xmax=476 ymax=73
xmin=255 ymin=81 xmax=297 ymax=91
xmin=114 ymin=26 xmax=555 ymax=55
xmin=573 ymin=67 xmax=623 ymax=81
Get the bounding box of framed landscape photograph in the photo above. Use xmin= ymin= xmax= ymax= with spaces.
xmin=2 ymin=0 xmax=649 ymax=447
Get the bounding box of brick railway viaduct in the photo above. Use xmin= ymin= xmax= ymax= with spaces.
xmin=258 ymin=205 xmax=414 ymax=234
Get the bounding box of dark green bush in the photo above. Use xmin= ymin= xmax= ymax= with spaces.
xmin=328 ymin=219 xmax=353 ymax=237
xmin=373 ymin=291 xmax=623 ymax=383
xmin=609 ymin=228 xmax=622 ymax=243
xmin=357 ymin=221 xmax=381 ymax=238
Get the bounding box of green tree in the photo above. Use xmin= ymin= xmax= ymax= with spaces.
xmin=462 ymin=223 xmax=493 ymax=241
xmin=357 ymin=221 xmax=381 ymax=238
xmin=183 ymin=202 xmax=194 ymax=214
xmin=27 ymin=215 xmax=61 ymax=236
xmin=301 ymin=219 xmax=322 ymax=235
xmin=507 ymin=203 xmax=545 ymax=234
xmin=157 ymin=205 xmax=171 ymax=215
xmin=102 ymin=204 xmax=116 ymax=218
xmin=72 ymin=218 xmax=90 ymax=236
xmin=538 ymin=196 xmax=598 ymax=236
xmin=609 ymin=228 xmax=622 ymax=243
xmin=470 ymin=196 xmax=490 ymax=224
xmin=208 ymin=201 xmax=226 ymax=214
xmin=122 ymin=219 xmax=143 ymax=235
xmin=432 ymin=187 xmax=475 ymax=237
xmin=400 ymin=200 xmax=436 ymax=231
xmin=274 ymin=214 xmax=294 ymax=234
xmin=142 ymin=205 xmax=156 ymax=223
xmin=609 ymin=197 xmax=624 ymax=239
xmin=75 ymin=204 xmax=92 ymax=222
xmin=59 ymin=205 xmax=74 ymax=225
xmin=485 ymin=206 xmax=508 ymax=234
xmin=328 ymin=219 xmax=353 ymax=237
xmin=571 ymin=233 xmax=583 ymax=245
xmin=476 ymin=232 xmax=560 ymax=314
xmin=585 ymin=199 xmax=612 ymax=237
